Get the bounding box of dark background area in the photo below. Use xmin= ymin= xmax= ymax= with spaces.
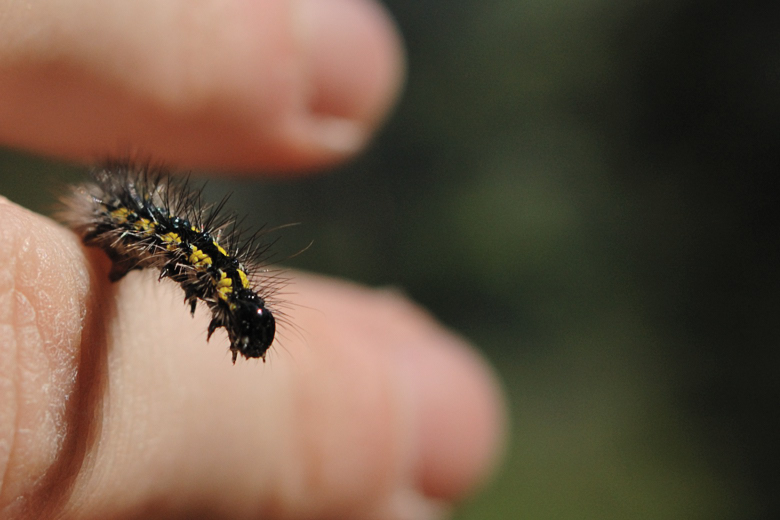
xmin=2 ymin=1 xmax=779 ymax=518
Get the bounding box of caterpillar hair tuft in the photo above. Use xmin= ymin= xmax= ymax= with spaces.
xmin=59 ymin=162 xmax=285 ymax=363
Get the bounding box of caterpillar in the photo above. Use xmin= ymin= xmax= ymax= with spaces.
xmin=59 ymin=163 xmax=280 ymax=363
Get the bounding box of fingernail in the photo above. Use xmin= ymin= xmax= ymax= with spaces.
xmin=299 ymin=116 xmax=367 ymax=155
xmin=376 ymin=488 xmax=451 ymax=520
xmin=292 ymin=0 xmax=405 ymax=153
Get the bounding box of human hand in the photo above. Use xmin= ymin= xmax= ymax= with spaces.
xmin=0 ymin=1 xmax=506 ymax=519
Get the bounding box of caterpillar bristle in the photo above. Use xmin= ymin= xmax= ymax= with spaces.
xmin=59 ymin=162 xmax=283 ymax=363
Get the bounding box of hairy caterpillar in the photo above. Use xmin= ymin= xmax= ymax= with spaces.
xmin=59 ymin=163 xmax=281 ymax=363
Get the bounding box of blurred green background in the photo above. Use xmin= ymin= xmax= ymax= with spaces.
xmin=2 ymin=1 xmax=779 ymax=518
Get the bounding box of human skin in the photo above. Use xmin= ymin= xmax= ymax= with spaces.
xmin=0 ymin=1 xmax=506 ymax=519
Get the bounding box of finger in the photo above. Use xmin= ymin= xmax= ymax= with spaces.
xmin=0 ymin=197 xmax=97 ymax=518
xmin=0 ymin=0 xmax=405 ymax=172
xmin=0 ymin=200 xmax=505 ymax=520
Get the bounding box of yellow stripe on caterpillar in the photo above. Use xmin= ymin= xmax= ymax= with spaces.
xmin=216 ymin=270 xmax=233 ymax=301
xmin=110 ymin=207 xmax=131 ymax=223
xmin=237 ymin=269 xmax=250 ymax=288
xmin=214 ymin=241 xmax=228 ymax=256
xmin=133 ymin=217 xmax=156 ymax=235
xmin=161 ymin=232 xmax=182 ymax=251
xmin=188 ymin=246 xmax=212 ymax=267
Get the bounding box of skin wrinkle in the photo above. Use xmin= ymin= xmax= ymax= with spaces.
xmin=0 ymin=199 xmax=29 ymax=514
xmin=0 ymin=200 xmax=109 ymax=519
xmin=41 ymin=246 xmax=110 ymax=520
xmin=16 ymin=212 xmax=70 ymax=466
xmin=0 ymin=329 xmax=16 ymax=505
xmin=0 ymin=261 xmax=18 ymax=514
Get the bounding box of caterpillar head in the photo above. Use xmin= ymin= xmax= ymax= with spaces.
xmin=229 ymin=290 xmax=276 ymax=362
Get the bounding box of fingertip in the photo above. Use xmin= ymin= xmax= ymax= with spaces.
xmin=417 ymin=342 xmax=507 ymax=500
xmin=208 ymin=0 xmax=407 ymax=170
xmin=385 ymin=296 xmax=507 ymax=500
xmin=295 ymin=0 xmax=405 ymax=127
xmin=289 ymin=277 xmax=508 ymax=504
xmin=299 ymin=278 xmax=508 ymax=504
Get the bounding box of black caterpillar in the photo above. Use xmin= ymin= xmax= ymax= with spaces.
xmin=60 ymin=163 xmax=279 ymax=363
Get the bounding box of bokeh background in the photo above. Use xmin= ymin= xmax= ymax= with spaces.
xmin=2 ymin=1 xmax=779 ymax=518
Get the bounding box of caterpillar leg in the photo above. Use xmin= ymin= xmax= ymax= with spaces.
xmin=207 ymin=317 xmax=223 ymax=341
